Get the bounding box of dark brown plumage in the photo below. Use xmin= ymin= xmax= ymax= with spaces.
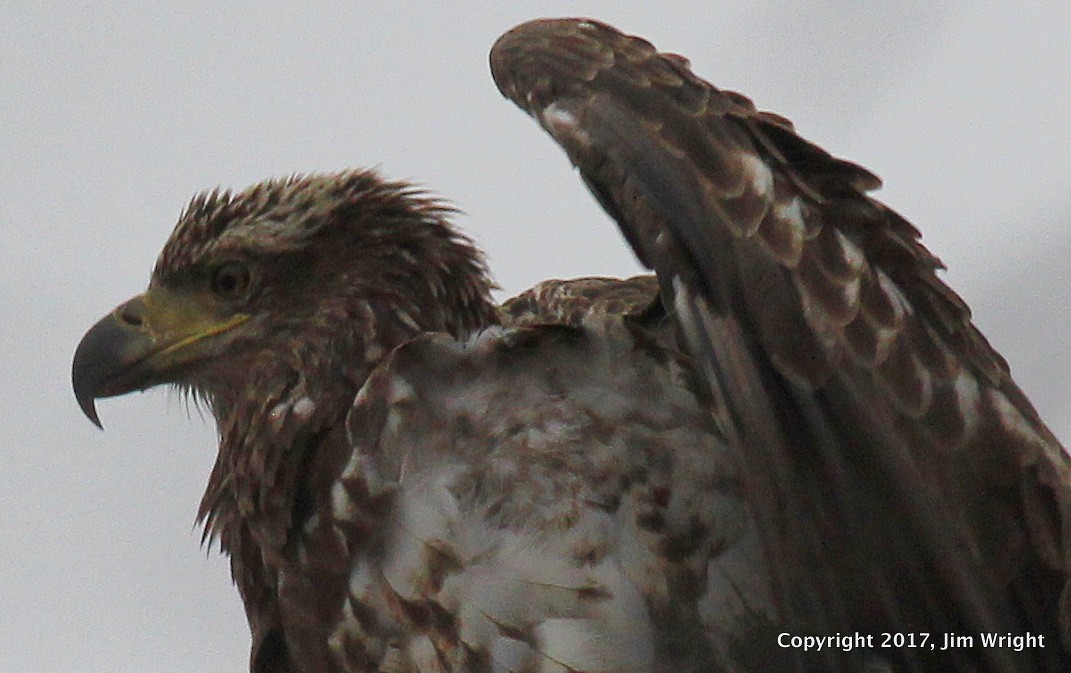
xmin=72 ymin=17 xmax=1070 ymax=673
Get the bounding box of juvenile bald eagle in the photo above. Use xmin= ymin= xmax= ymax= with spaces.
xmin=72 ymin=18 xmax=1071 ymax=673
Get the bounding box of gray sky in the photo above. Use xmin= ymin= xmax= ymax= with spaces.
xmin=3 ymin=2 xmax=1069 ymax=672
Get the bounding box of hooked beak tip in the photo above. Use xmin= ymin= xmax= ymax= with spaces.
xmin=77 ymin=393 xmax=104 ymax=430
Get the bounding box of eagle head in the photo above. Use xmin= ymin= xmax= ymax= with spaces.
xmin=72 ymin=169 xmax=497 ymax=428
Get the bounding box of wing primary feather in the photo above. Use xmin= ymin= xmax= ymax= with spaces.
xmin=672 ymin=279 xmax=858 ymax=671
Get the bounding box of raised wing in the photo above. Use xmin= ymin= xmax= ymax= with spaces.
xmin=491 ymin=18 xmax=1071 ymax=672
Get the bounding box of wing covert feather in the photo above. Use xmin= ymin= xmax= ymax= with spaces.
xmin=492 ymin=18 xmax=1071 ymax=672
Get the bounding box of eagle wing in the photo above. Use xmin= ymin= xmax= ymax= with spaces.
xmin=491 ymin=18 xmax=1071 ymax=672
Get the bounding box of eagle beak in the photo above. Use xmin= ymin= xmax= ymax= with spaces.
xmin=73 ymin=295 xmax=155 ymax=428
xmin=72 ymin=289 xmax=248 ymax=428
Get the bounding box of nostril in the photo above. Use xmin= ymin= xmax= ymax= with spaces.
xmin=120 ymin=310 xmax=142 ymax=327
xmin=116 ymin=300 xmax=146 ymax=328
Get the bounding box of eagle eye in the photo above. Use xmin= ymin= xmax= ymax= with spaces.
xmin=210 ymin=261 xmax=252 ymax=299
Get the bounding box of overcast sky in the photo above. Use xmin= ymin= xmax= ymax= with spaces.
xmin=3 ymin=3 xmax=1070 ymax=672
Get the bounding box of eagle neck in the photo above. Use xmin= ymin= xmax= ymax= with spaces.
xmin=196 ymin=286 xmax=496 ymax=559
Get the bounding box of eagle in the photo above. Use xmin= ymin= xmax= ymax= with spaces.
xmin=72 ymin=18 xmax=1071 ymax=673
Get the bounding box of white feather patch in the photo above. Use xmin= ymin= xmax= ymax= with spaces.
xmin=740 ymin=153 xmax=774 ymax=197
xmin=331 ymin=481 xmax=358 ymax=522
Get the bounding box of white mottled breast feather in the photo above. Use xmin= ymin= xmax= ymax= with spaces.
xmin=312 ymin=319 xmax=775 ymax=673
